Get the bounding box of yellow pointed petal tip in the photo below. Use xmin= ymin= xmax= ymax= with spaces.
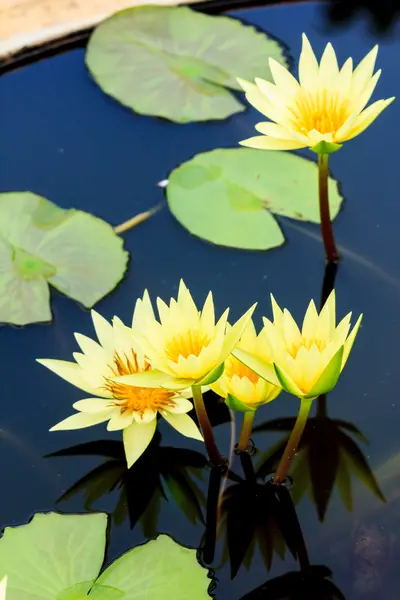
xmin=235 ymin=33 xmax=393 ymax=150
xmin=236 ymin=77 xmax=253 ymax=92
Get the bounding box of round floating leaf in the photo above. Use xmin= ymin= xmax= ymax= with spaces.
xmin=86 ymin=5 xmax=286 ymax=123
xmin=94 ymin=534 xmax=212 ymax=599
xmin=0 ymin=512 xmax=107 ymax=600
xmin=0 ymin=192 xmax=128 ymax=325
xmin=166 ymin=148 xmax=343 ymax=250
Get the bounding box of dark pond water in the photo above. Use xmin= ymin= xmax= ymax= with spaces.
xmin=1 ymin=1 xmax=400 ymax=598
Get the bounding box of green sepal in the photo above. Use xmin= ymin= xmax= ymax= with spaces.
xmin=306 ymin=346 xmax=344 ymax=398
xmin=310 ymin=140 xmax=342 ymax=155
xmin=225 ymin=393 xmax=256 ymax=413
xmin=232 ymin=348 xmax=280 ymax=387
xmin=197 ymin=362 xmax=224 ymax=386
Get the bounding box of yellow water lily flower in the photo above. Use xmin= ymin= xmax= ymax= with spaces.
xmin=37 ymin=305 xmax=203 ymax=468
xmin=211 ymin=319 xmax=281 ymax=411
xmin=114 ymin=280 xmax=256 ymax=390
xmin=238 ymin=34 xmax=394 ymax=151
xmin=233 ymin=291 xmax=362 ymax=400
xmin=0 ymin=576 xmax=7 ymax=600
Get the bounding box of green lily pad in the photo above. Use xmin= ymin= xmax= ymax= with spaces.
xmin=0 ymin=512 xmax=213 ymax=599
xmin=166 ymin=148 xmax=343 ymax=250
xmin=86 ymin=5 xmax=286 ymax=123
xmin=94 ymin=534 xmax=211 ymax=599
xmin=0 ymin=512 xmax=107 ymax=599
xmin=0 ymin=192 xmax=128 ymax=325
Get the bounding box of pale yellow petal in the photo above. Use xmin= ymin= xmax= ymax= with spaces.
xmin=132 ymin=289 xmax=155 ymax=327
xmin=107 ymin=410 xmax=135 ymax=431
xmin=317 ymin=290 xmax=336 ymax=339
xmin=74 ymin=333 xmax=107 ymax=363
xmin=319 ymin=42 xmax=339 ymax=87
xmin=245 ymin=89 xmax=287 ymax=124
xmin=133 ymin=408 xmax=158 ymax=423
xmin=351 ymin=45 xmax=378 ymax=95
xmin=301 ymin=299 xmax=319 ymax=339
xmin=50 ymin=410 xmax=113 ymax=431
xmin=269 ymin=57 xmax=300 ymax=97
xmin=283 ymin=309 xmax=302 ymax=348
xmin=255 ymin=77 xmax=287 ymax=107
xmin=255 ymin=121 xmax=308 ymax=143
xmin=335 ymin=57 xmax=353 ymax=96
xmin=351 ymin=69 xmax=381 ymax=114
xmin=200 ymin=291 xmax=215 ymax=334
xmin=220 ymin=304 xmax=257 ymax=363
xmin=237 ymin=77 xmax=254 ymax=93
xmin=177 ymin=280 xmax=199 ymax=322
xmin=73 ymin=398 xmax=112 ymax=413
xmin=299 ymin=33 xmax=319 ymax=90
xmin=167 ymin=396 xmax=193 ymax=414
xmin=123 ymin=420 xmax=157 ymax=468
xmin=334 ymin=112 xmax=359 ymax=142
xmin=344 ymin=97 xmax=395 ymax=141
xmin=342 ymin=314 xmax=363 ymax=368
xmin=91 ymin=310 xmax=113 ymax=352
xmin=161 ymin=412 xmax=203 ymax=441
xmin=36 ymin=359 xmax=110 ymax=397
xmin=239 ymin=135 xmax=306 ymax=150
xmin=270 ymin=294 xmax=284 ymax=326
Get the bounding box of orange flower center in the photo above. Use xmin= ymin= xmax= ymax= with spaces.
xmin=224 ymin=356 xmax=259 ymax=383
xmin=105 ymin=351 xmax=175 ymax=413
xmin=164 ymin=329 xmax=211 ymax=362
xmin=289 ymin=89 xmax=350 ymax=135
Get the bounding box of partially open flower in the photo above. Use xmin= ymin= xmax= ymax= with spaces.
xmin=238 ymin=34 xmax=394 ymax=153
xmin=114 ymin=280 xmax=256 ymax=390
xmin=37 ymin=305 xmax=202 ymax=468
xmin=211 ymin=320 xmax=281 ymax=412
xmin=233 ymin=291 xmax=362 ymax=400
xmin=0 ymin=576 xmax=7 ymax=600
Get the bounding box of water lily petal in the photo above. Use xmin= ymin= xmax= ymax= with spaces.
xmin=161 ymin=412 xmax=203 ymax=441
xmin=319 ymin=42 xmax=339 ymax=88
xmin=220 ymin=304 xmax=257 ymax=362
xmin=351 ymin=44 xmax=378 ymax=95
xmin=239 ymin=135 xmax=305 ymax=150
xmin=106 ymin=410 xmax=135 ymax=431
xmin=91 ymin=310 xmax=114 ymax=352
xmin=132 ymin=289 xmax=155 ymax=326
xmin=346 ymin=97 xmax=395 ymax=141
xmin=299 ymin=33 xmax=319 ymax=90
xmin=167 ymin=396 xmax=193 ymax=414
xmin=342 ymin=314 xmax=363 ymax=367
xmin=269 ymin=57 xmax=300 ymax=97
xmin=73 ymin=398 xmax=112 ymax=413
xmin=37 ymin=359 xmax=110 ymax=397
xmin=123 ymin=419 xmax=157 ymax=468
xmin=50 ymin=409 xmax=113 ymax=431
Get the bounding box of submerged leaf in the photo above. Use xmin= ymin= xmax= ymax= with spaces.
xmin=0 ymin=192 xmax=128 ymax=325
xmin=167 ymin=149 xmax=343 ymax=249
xmin=94 ymin=535 xmax=212 ymax=598
xmin=86 ymin=5 xmax=286 ymax=123
xmin=0 ymin=512 xmax=107 ymax=599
